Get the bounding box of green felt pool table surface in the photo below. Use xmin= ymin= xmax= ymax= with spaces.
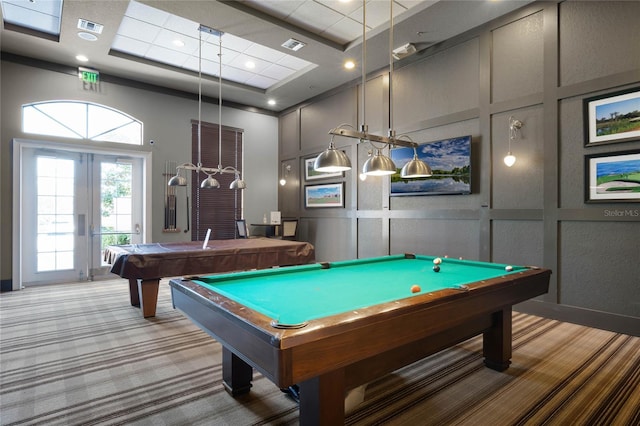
xmin=190 ymin=254 xmax=527 ymax=326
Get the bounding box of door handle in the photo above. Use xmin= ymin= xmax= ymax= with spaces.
xmin=78 ymin=214 xmax=86 ymax=236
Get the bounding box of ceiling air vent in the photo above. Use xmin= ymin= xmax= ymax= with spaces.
xmin=281 ymin=38 xmax=306 ymax=52
xmin=77 ymin=19 xmax=104 ymax=34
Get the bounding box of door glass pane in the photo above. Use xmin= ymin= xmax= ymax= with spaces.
xmin=100 ymin=162 xmax=132 ymax=263
xmin=36 ymin=156 xmax=75 ymax=272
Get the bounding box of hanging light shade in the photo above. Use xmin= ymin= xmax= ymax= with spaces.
xmin=400 ymin=147 xmax=432 ymax=178
xmin=168 ymin=170 xmax=188 ymax=186
xmin=230 ymin=175 xmax=246 ymax=189
xmin=363 ymin=149 xmax=396 ymax=176
xmin=200 ymin=175 xmax=220 ymax=189
xmin=504 ymin=152 xmax=517 ymax=167
xmin=314 ymin=136 xmax=352 ymax=172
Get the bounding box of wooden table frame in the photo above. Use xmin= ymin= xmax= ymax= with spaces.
xmin=170 ymin=265 xmax=550 ymax=425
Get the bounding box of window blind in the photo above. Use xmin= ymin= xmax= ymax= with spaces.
xmin=191 ymin=120 xmax=243 ymax=241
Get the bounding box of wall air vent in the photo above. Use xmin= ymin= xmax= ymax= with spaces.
xmin=281 ymin=38 xmax=306 ymax=51
xmin=77 ymin=19 xmax=104 ymax=34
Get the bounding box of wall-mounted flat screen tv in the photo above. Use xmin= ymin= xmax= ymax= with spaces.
xmin=390 ymin=135 xmax=471 ymax=196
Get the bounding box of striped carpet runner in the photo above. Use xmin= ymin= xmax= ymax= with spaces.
xmin=1 ymin=279 xmax=638 ymax=425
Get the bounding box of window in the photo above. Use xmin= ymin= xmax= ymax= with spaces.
xmin=36 ymin=156 xmax=75 ymax=272
xmin=22 ymin=101 xmax=142 ymax=145
xmin=191 ymin=121 xmax=243 ymax=240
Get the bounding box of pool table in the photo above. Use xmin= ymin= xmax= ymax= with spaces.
xmin=169 ymin=254 xmax=551 ymax=425
xmin=104 ymin=238 xmax=314 ymax=318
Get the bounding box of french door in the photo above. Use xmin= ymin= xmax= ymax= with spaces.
xmin=18 ymin=144 xmax=144 ymax=285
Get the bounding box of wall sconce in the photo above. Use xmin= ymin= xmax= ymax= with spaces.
xmin=504 ymin=116 xmax=524 ymax=167
xmin=279 ymin=164 xmax=291 ymax=186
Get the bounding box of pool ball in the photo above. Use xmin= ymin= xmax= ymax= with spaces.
xmin=433 ymin=265 xmax=440 ymax=272
xmin=433 ymin=257 xmax=442 ymax=265
xmin=505 ymin=265 xmax=513 ymax=271
xmin=411 ymin=284 xmax=421 ymax=293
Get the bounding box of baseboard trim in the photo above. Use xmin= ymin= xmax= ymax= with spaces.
xmin=1 ymin=279 xmax=13 ymax=292
xmin=516 ymin=300 xmax=639 ymax=337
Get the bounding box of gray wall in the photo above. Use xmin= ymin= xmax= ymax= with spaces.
xmin=0 ymin=61 xmax=279 ymax=284
xmin=278 ymin=1 xmax=640 ymax=335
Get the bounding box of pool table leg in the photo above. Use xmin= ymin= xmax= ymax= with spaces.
xmin=222 ymin=347 xmax=253 ymax=396
xmin=482 ymin=307 xmax=512 ymax=371
xmin=128 ymin=278 xmax=140 ymax=307
xmin=128 ymin=278 xmax=159 ymax=318
xmin=298 ymin=368 xmax=345 ymax=426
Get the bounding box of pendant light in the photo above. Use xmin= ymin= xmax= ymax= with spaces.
xmin=168 ymin=24 xmax=245 ymax=190
xmin=389 ymin=1 xmax=431 ymax=179
xmin=316 ymin=0 xmax=431 ymax=179
xmin=360 ymin=0 xmax=395 ymax=176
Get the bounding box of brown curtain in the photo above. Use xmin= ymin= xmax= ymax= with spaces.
xmin=191 ymin=120 xmax=243 ymax=241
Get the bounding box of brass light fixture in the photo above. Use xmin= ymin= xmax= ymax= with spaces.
xmin=168 ymin=24 xmax=246 ymax=189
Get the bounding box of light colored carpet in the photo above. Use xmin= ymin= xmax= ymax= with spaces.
xmin=1 ymin=278 xmax=638 ymax=425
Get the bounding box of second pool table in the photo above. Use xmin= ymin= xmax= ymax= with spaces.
xmin=104 ymin=238 xmax=314 ymax=317
xmin=170 ymin=254 xmax=551 ymax=425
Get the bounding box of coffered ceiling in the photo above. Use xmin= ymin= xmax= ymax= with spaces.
xmin=1 ymin=0 xmax=533 ymax=112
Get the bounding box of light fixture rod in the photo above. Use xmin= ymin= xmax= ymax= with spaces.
xmin=389 ymin=0 xmax=394 ymax=135
xmin=328 ymin=127 xmax=417 ymax=148
xmin=361 ymin=0 xmax=366 ymax=133
xmin=218 ymin=29 xmax=223 ymax=170
xmin=197 ymin=28 xmax=203 ymax=166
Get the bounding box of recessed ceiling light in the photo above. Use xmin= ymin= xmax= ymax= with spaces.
xmin=344 ymin=60 xmax=355 ymax=70
xmin=78 ymin=32 xmax=98 ymax=41
xmin=76 ymin=55 xmax=89 ymax=62
xmin=172 ymin=39 xmax=185 ymax=47
xmin=268 ymin=99 xmax=276 ymax=106
xmin=245 ymin=61 xmax=256 ymax=69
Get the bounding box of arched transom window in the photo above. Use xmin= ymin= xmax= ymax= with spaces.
xmin=22 ymin=101 xmax=143 ymax=145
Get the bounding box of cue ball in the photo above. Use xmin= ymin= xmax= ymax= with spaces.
xmin=505 ymin=265 xmax=513 ymax=271
xmin=411 ymin=285 xmax=421 ymax=293
xmin=433 ymin=257 xmax=442 ymax=265
xmin=433 ymin=265 xmax=440 ymax=272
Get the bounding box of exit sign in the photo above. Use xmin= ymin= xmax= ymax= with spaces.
xmin=78 ymin=67 xmax=99 ymax=84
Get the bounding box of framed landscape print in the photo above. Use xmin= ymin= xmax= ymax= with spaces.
xmin=304 ymin=157 xmax=344 ymax=181
xmin=390 ymin=135 xmax=471 ymax=196
xmin=305 ymin=183 xmax=344 ymax=208
xmin=583 ymin=87 xmax=640 ymax=146
xmin=584 ymin=150 xmax=640 ymax=203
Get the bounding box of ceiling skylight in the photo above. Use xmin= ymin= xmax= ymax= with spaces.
xmin=110 ymin=0 xmax=316 ymax=91
xmin=1 ymin=0 xmax=63 ymax=36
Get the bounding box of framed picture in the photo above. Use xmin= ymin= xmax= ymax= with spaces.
xmin=390 ymin=135 xmax=471 ymax=196
xmin=304 ymin=156 xmax=344 ymax=181
xmin=583 ymin=87 xmax=640 ymax=146
xmin=305 ymin=183 xmax=344 ymax=208
xmin=584 ymin=150 xmax=640 ymax=203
